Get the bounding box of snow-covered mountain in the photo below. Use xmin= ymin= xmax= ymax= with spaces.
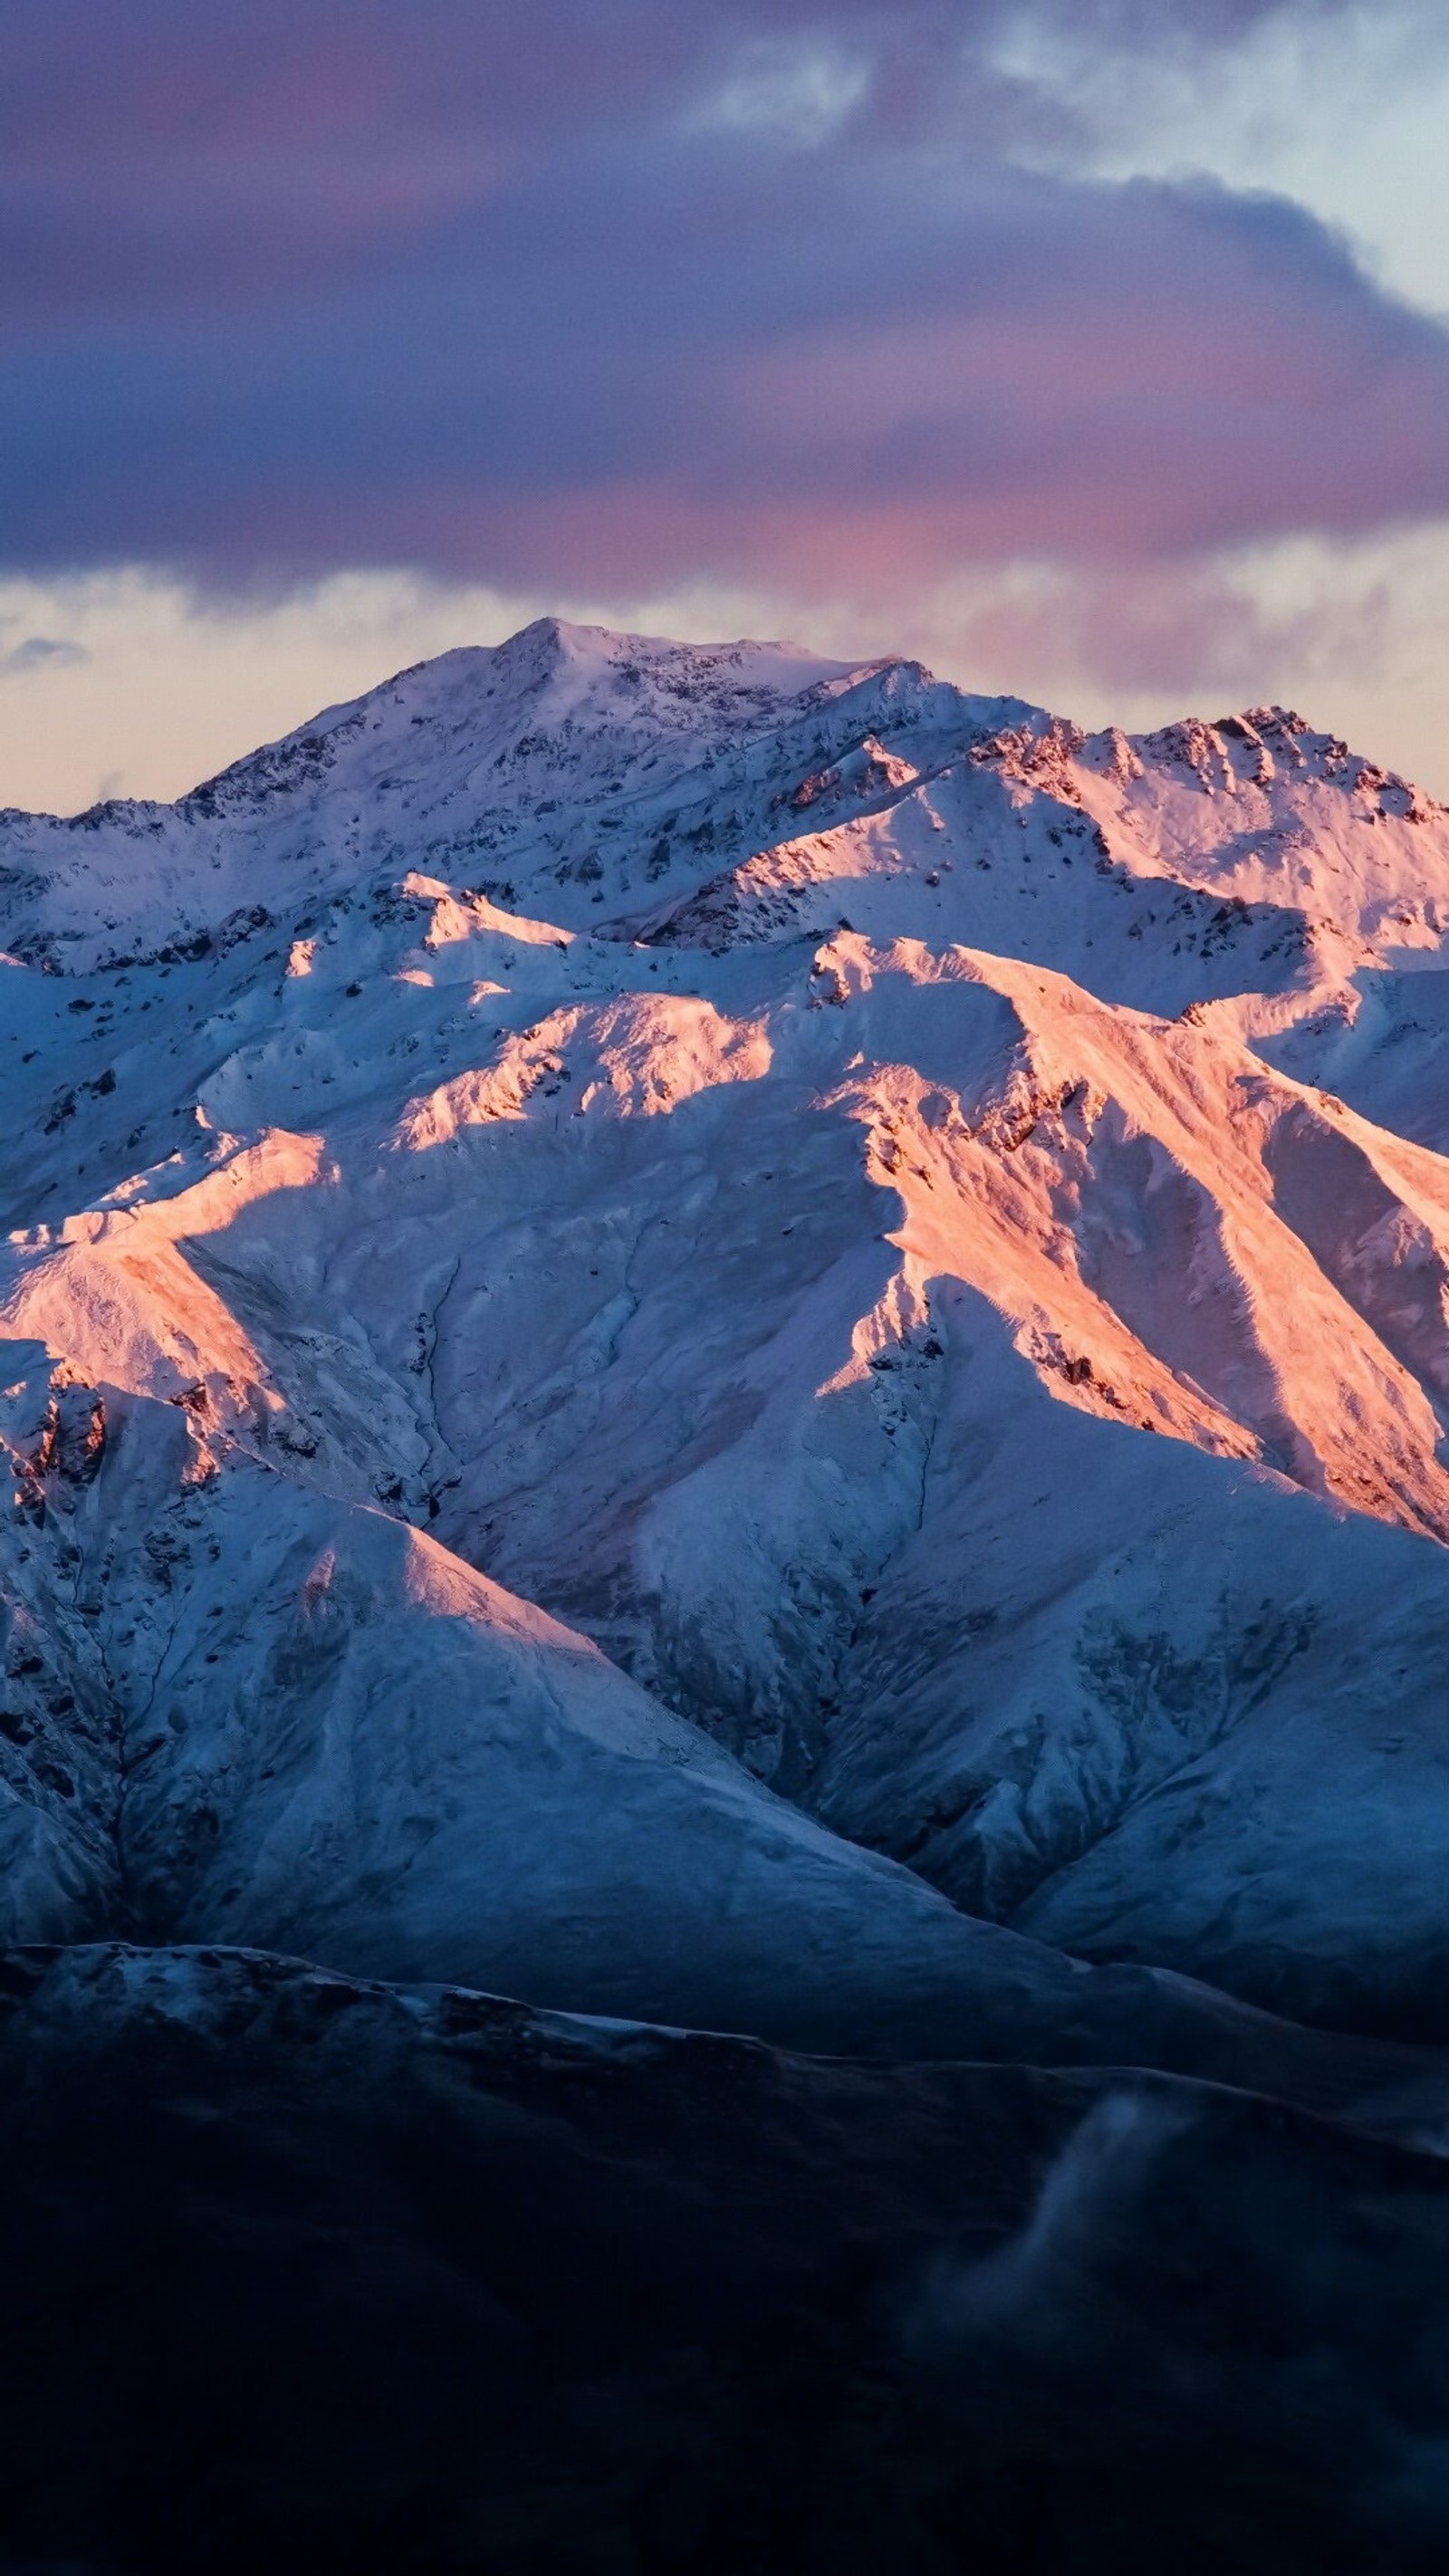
xmin=18 ymin=614 xmax=1449 ymax=2564
xmin=7 ymin=615 xmax=1449 ymax=2053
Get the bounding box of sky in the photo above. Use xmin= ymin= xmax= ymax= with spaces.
xmin=2 ymin=0 xmax=1447 ymax=812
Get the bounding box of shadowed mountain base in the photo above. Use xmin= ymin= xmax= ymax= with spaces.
xmin=5 ymin=1946 xmax=1449 ymax=2576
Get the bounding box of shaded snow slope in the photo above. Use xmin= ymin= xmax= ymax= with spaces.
xmin=7 ymin=1339 xmax=1367 ymax=2069
xmin=8 ymin=622 xmax=1449 ymax=2042
xmin=0 ymin=1350 xmax=1170 ymax=2057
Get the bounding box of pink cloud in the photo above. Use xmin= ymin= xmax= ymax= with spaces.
xmin=1 ymin=0 xmax=1445 ymax=743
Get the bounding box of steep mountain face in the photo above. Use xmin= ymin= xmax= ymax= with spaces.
xmin=7 ymin=617 xmax=1449 ymax=2054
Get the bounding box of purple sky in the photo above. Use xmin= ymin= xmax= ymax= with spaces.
xmin=3 ymin=1 xmax=1448 ymax=804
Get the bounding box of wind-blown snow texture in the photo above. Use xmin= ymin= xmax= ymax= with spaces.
xmin=14 ymin=617 xmax=1449 ymax=2564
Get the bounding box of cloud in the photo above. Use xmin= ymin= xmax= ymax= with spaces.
xmin=0 ymin=633 xmax=87 ymax=675
xmin=4 ymin=137 xmax=1447 ymax=593
xmin=0 ymin=0 xmax=1444 ymax=702
xmin=0 ymin=5 xmax=1414 ymax=304
xmin=0 ymin=2 xmax=1425 ymax=330
xmin=902 ymin=2091 xmax=1190 ymax=2358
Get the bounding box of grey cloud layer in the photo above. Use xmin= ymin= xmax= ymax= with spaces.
xmin=2 ymin=0 xmax=1443 ymax=594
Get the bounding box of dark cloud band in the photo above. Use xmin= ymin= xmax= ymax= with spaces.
xmin=1 ymin=0 xmax=1443 ymax=598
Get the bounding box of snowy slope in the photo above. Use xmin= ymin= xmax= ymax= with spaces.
xmin=8 ymin=620 xmax=1449 ymax=2043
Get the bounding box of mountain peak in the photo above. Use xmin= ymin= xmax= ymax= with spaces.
xmin=1224 ymin=704 xmax=1310 ymax=739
